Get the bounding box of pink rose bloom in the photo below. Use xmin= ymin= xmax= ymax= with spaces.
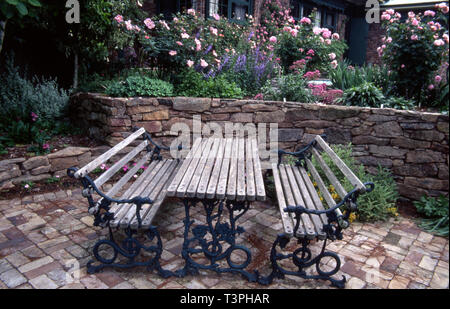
xmin=187 ymin=8 xmax=196 ymax=15
xmin=408 ymin=12 xmax=415 ymax=18
xmin=173 ymin=17 xmax=179 ymax=22
xmin=210 ymin=27 xmax=218 ymax=35
xmin=401 ymin=64 xmax=405 ymax=68
xmin=300 ymin=17 xmax=311 ymax=24
xmin=328 ymin=52 xmax=336 ymax=60
xmin=381 ymin=13 xmax=391 ymax=21
xmin=269 ymin=36 xmax=277 ymax=43
xmin=212 ymin=13 xmax=220 ymax=21
xmin=330 ymin=60 xmax=338 ymax=69
xmin=187 ymin=60 xmax=194 ymax=67
xmin=386 ymin=37 xmax=392 ymax=43
xmin=144 ymin=18 xmax=155 ymax=29
xmin=291 ymin=28 xmax=298 ymax=37
xmin=322 ymin=29 xmax=332 ymax=39
xmin=125 ymin=20 xmax=133 ymax=31
xmin=200 ymin=59 xmax=208 ymax=68
xmin=313 ymin=27 xmax=322 ymax=35
xmin=428 ymin=84 xmax=435 ymax=90
xmin=411 ymin=18 xmax=419 ymax=26
xmin=176 ymin=41 xmax=183 ymax=46
xmin=435 ymin=75 xmax=442 ymax=83
xmin=159 ymin=20 xmax=170 ymax=30
xmin=325 ymin=39 xmax=331 ymax=45
xmin=434 ymin=39 xmax=445 ymax=46
xmin=424 ymin=10 xmax=436 ymax=17
xmin=114 ymin=15 xmax=123 ymax=23
xmin=181 ymin=32 xmax=190 ymax=39
xmin=443 ymin=34 xmax=449 ymax=43
xmin=332 ymin=33 xmax=340 ymax=40
xmin=169 ymin=50 xmax=177 ymax=56
xmin=411 ymin=34 xmax=418 ymax=40
xmin=307 ymin=49 xmax=315 ymax=56
xmin=386 ymin=9 xmax=395 ymax=15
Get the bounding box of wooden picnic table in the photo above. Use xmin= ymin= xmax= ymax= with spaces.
xmin=167 ymin=137 xmax=266 ymax=202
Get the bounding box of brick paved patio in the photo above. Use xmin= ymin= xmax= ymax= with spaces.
xmin=0 ymin=189 xmax=448 ymax=289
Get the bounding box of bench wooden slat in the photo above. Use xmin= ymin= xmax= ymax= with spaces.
xmin=251 ymin=138 xmax=266 ymax=201
xmin=271 ymin=163 xmax=294 ymax=236
xmin=285 ymin=165 xmax=316 ymax=239
xmin=118 ymin=159 xmax=175 ymax=228
xmin=315 ymin=135 xmax=365 ymax=191
xmin=186 ymin=138 xmax=215 ymax=198
xmin=197 ymin=138 xmax=221 ymax=199
xmin=108 ymin=159 xmax=159 ymax=215
xmin=166 ymin=138 xmax=202 ymax=197
xmin=311 ymin=147 xmax=348 ymax=199
xmin=293 ymin=166 xmax=327 ymax=239
xmin=226 ymin=138 xmax=239 ymax=200
xmin=236 ymin=138 xmax=246 ymax=201
xmin=129 ymin=159 xmax=180 ymax=229
xmin=216 ymin=138 xmax=233 ymax=200
xmin=245 ymin=138 xmax=256 ymax=201
xmin=110 ymin=160 xmax=166 ymax=227
xmin=305 ymin=158 xmax=343 ymax=218
xmin=278 ymin=164 xmax=306 ymax=237
xmin=206 ymin=139 xmax=226 ymax=199
xmin=139 ymin=160 xmax=182 ymax=229
xmin=75 ymin=127 xmax=146 ymax=178
xmin=94 ymin=140 xmax=148 ymax=188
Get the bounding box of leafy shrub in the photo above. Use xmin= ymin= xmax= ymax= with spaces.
xmin=335 ymin=82 xmax=385 ymax=107
xmin=261 ymin=74 xmax=314 ymax=102
xmin=0 ymin=58 xmax=69 ymax=123
xmin=385 ymin=96 xmax=416 ymax=110
xmin=414 ymin=195 xmax=449 ymax=236
xmin=312 ymin=143 xmax=399 ymax=222
xmin=106 ymin=75 xmax=174 ymax=97
xmin=379 ymin=6 xmax=449 ymax=103
xmin=176 ymin=70 xmax=243 ymax=99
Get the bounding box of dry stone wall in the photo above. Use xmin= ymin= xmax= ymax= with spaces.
xmin=64 ymin=93 xmax=448 ymax=202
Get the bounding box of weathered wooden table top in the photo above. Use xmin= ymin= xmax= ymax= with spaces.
xmin=167 ymin=137 xmax=266 ymax=201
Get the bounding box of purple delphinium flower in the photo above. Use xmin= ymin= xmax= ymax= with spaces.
xmin=204 ymin=44 xmax=213 ymax=55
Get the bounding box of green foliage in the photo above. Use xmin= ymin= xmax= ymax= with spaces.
xmin=312 ymin=143 xmax=399 ymax=222
xmin=335 ymin=82 xmax=385 ymax=107
xmin=380 ymin=8 xmax=449 ymax=103
xmin=106 ymin=74 xmax=174 ymax=97
xmin=0 ymin=58 xmax=69 ymax=123
xmin=0 ymin=0 xmax=41 ymax=20
xmin=385 ymin=96 xmax=416 ymax=110
xmin=414 ymin=195 xmax=449 ymax=237
xmin=261 ymin=73 xmax=314 ymax=102
xmin=176 ymin=70 xmax=243 ymax=99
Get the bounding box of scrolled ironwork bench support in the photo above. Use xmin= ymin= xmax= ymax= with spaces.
xmin=67 ymin=127 xmax=180 ymax=278
xmin=173 ymin=197 xmax=262 ymax=283
xmin=268 ymin=134 xmax=375 ymax=288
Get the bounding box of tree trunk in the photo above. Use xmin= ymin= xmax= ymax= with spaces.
xmin=0 ymin=20 xmax=7 ymax=56
xmin=73 ymin=52 xmax=79 ymax=90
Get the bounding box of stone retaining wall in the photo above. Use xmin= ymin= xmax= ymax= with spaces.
xmin=66 ymin=93 xmax=449 ymax=202
xmin=0 ymin=146 xmax=110 ymax=191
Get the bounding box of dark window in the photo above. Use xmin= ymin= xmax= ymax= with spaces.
xmin=206 ymin=0 xmax=253 ymax=22
xmin=158 ymin=0 xmax=194 ymax=19
xmin=290 ymin=1 xmax=316 ymax=22
xmin=321 ymin=8 xmax=337 ymax=31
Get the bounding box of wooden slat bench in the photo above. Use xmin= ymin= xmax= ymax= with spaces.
xmin=67 ymin=127 xmax=182 ymax=275
xmin=265 ymin=135 xmax=374 ymax=288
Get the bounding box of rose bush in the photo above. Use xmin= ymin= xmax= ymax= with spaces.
xmin=378 ymin=3 xmax=449 ymax=104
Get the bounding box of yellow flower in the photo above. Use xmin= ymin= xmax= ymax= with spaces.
xmin=348 ymin=212 xmax=356 ymax=223
xmin=313 ymin=181 xmax=317 ymax=187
